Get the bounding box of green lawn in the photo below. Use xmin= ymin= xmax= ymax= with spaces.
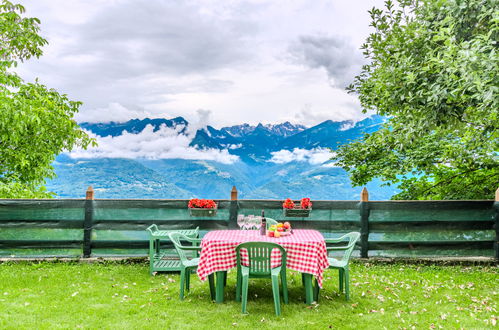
xmin=0 ymin=261 xmax=497 ymax=329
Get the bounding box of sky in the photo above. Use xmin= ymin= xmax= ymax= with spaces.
xmin=17 ymin=0 xmax=385 ymax=128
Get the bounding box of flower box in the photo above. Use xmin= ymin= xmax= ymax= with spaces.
xmin=283 ymin=207 xmax=311 ymax=217
xmin=282 ymin=197 xmax=312 ymax=217
xmin=189 ymin=207 xmax=218 ymax=217
xmin=188 ymin=199 xmax=217 ymax=217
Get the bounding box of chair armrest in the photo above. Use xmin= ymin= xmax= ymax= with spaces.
xmin=179 ymin=237 xmax=202 ymax=249
xmin=326 ymin=246 xmax=349 ymax=251
xmin=324 ymin=235 xmax=349 ymax=244
xmin=182 ymin=237 xmax=202 ymax=244
xmin=179 ymin=246 xmax=202 ymax=251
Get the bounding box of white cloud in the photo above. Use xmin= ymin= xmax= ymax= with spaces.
xmin=74 ymin=102 xmax=161 ymax=123
xmin=16 ymin=0 xmax=386 ymax=127
xmin=288 ymin=34 xmax=365 ymax=88
xmin=70 ymin=124 xmax=239 ymax=164
xmin=340 ymin=121 xmax=355 ymax=131
xmin=321 ymin=162 xmax=340 ymax=168
xmin=186 ymin=109 xmax=213 ymax=136
xmin=269 ymin=148 xmax=332 ymax=165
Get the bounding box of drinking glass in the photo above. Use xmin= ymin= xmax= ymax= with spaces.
xmin=245 ymin=215 xmax=254 ymax=230
xmin=252 ymin=216 xmax=261 ymax=230
xmin=237 ymin=214 xmax=245 ymax=230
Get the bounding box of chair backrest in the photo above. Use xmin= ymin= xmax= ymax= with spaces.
xmin=146 ymin=224 xmax=159 ymax=235
xmin=340 ymin=232 xmax=360 ymax=263
xmin=236 ymin=242 xmax=286 ymax=276
xmin=265 ymin=218 xmax=278 ymax=230
xmin=168 ymin=232 xmax=192 ymax=263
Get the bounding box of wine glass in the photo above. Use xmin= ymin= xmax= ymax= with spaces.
xmin=245 ymin=215 xmax=254 ymax=230
xmin=237 ymin=214 xmax=245 ymax=230
xmin=253 ymin=216 xmax=262 ymax=230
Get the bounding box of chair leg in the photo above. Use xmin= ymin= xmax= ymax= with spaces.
xmin=241 ymin=275 xmax=249 ymax=314
xmin=281 ymin=269 xmax=288 ymax=304
xmin=235 ymin=268 xmax=242 ymax=302
xmin=339 ymin=268 xmax=344 ymax=293
xmin=271 ymin=274 xmax=281 ymax=316
xmin=344 ymin=267 xmax=350 ymax=301
xmin=208 ymin=273 xmax=215 ymax=301
xmin=179 ymin=268 xmax=185 ymax=300
xmin=313 ymin=278 xmax=319 ymax=302
xmin=186 ymin=269 xmax=191 ymax=292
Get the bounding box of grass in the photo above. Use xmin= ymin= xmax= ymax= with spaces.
xmin=0 ymin=261 xmax=497 ymax=329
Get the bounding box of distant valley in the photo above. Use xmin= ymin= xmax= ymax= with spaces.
xmin=47 ymin=115 xmax=398 ymax=200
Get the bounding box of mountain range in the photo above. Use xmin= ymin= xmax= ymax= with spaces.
xmin=47 ymin=115 xmax=397 ymax=200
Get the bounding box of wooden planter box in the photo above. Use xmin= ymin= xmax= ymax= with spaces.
xmin=189 ymin=207 xmax=217 ymax=217
xmin=283 ymin=207 xmax=311 ymax=217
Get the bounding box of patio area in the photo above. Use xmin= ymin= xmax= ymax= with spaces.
xmin=0 ymin=261 xmax=497 ymax=329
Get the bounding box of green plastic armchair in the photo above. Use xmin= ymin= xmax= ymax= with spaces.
xmin=168 ymin=232 xmax=215 ymax=300
xmin=315 ymin=232 xmax=360 ymax=301
xmin=235 ymin=242 xmax=288 ymax=315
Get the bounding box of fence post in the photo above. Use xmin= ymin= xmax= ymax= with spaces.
xmin=494 ymin=188 xmax=499 ymax=260
xmin=360 ymin=187 xmax=370 ymax=258
xmin=83 ymin=186 xmax=94 ymax=258
xmin=228 ymin=186 xmax=239 ymax=229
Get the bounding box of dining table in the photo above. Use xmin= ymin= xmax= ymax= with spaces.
xmin=196 ymin=229 xmax=329 ymax=304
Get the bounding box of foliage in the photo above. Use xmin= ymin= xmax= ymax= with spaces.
xmin=335 ymin=0 xmax=499 ymax=200
xmin=0 ymin=262 xmax=497 ymax=328
xmin=0 ymin=1 xmax=95 ymax=198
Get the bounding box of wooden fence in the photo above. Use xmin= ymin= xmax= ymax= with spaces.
xmin=0 ymin=186 xmax=497 ymax=259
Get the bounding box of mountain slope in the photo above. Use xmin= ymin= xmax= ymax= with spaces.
xmin=48 ymin=115 xmax=395 ymax=200
xmin=48 ymin=155 xmax=191 ymax=199
xmin=80 ymin=117 xmax=188 ymax=137
xmin=277 ymin=116 xmax=383 ymax=150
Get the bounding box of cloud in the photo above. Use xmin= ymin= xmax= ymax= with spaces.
xmin=74 ymin=102 xmax=162 ymax=123
xmin=17 ymin=0 xmax=384 ymax=126
xmin=269 ymin=148 xmax=332 ymax=165
xmin=290 ymin=97 xmax=365 ymax=127
xmin=18 ymin=0 xmax=253 ymax=117
xmin=288 ymin=34 xmax=365 ymax=88
xmin=186 ymin=109 xmax=213 ymax=136
xmin=70 ymin=124 xmax=239 ymax=164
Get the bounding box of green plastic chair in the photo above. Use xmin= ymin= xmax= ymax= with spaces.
xmin=168 ymin=232 xmax=215 ymax=300
xmin=235 ymin=242 xmax=288 ymax=315
xmin=146 ymin=225 xmax=200 ymax=275
xmin=314 ymin=232 xmax=360 ymax=301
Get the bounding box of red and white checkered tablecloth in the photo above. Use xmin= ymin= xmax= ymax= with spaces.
xmin=197 ymin=229 xmax=329 ymax=287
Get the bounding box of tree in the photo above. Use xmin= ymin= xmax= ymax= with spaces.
xmin=335 ymin=0 xmax=498 ymax=200
xmin=0 ymin=1 xmax=95 ymax=198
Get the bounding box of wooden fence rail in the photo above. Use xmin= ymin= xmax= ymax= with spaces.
xmin=0 ymin=186 xmax=497 ymax=260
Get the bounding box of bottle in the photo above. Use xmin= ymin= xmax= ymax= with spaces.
xmin=260 ymin=210 xmax=266 ymax=236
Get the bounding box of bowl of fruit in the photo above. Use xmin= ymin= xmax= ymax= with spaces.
xmin=267 ymin=222 xmax=292 ymax=238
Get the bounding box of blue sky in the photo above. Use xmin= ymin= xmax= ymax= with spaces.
xmin=18 ymin=0 xmax=385 ymax=127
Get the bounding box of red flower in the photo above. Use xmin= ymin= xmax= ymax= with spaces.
xmin=300 ymin=198 xmax=312 ymax=209
xmin=283 ymin=197 xmax=312 ymax=209
xmin=282 ymin=198 xmax=295 ymax=209
xmin=188 ymin=198 xmax=216 ymax=209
